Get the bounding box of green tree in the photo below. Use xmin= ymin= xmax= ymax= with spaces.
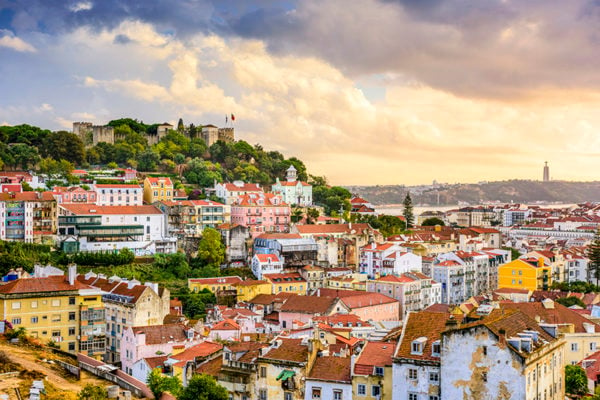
xmin=147 ymin=368 xmax=183 ymax=399
xmin=196 ymin=228 xmax=225 ymax=268
xmin=403 ymin=192 xmax=414 ymax=229
xmin=422 ymin=217 xmax=445 ymax=226
xmin=565 ymin=364 xmax=589 ymax=396
xmin=306 ymin=208 xmax=320 ymax=224
xmin=153 ymin=252 xmax=191 ymax=279
xmin=77 ymin=385 xmax=107 ymax=400
xmin=106 ymin=161 xmax=119 ymax=169
xmin=177 ymin=118 xmax=185 ymax=133
xmin=137 ymin=149 xmax=161 ymax=171
xmin=291 ymin=207 xmax=304 ymax=223
xmin=179 ymin=374 xmax=228 ymax=400
xmin=556 ymin=296 xmax=587 ymax=308
xmin=10 ymin=143 xmax=40 ymax=169
xmin=42 ymin=131 xmax=85 ymax=165
xmin=588 ymin=229 xmax=600 ymax=286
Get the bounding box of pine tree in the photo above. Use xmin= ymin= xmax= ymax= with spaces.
xmin=403 ymin=192 xmax=414 ymax=229
xmin=587 ymin=229 xmax=600 ymax=285
xmin=177 ymin=118 xmax=185 ymax=132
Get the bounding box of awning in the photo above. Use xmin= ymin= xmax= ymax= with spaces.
xmin=276 ymin=370 xmax=295 ymax=381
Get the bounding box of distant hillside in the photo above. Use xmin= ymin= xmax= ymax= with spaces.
xmin=346 ymin=180 xmax=600 ymax=206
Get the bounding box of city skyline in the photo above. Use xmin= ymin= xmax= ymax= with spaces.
xmin=1 ymin=1 xmax=600 ymax=185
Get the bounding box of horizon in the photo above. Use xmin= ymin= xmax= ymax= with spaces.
xmin=1 ymin=1 xmax=600 ymax=185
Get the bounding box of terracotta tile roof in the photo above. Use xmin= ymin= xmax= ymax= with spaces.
xmin=340 ymin=293 xmax=398 ymax=309
xmin=233 ymin=279 xmax=269 ymax=287
xmin=77 ymin=275 xmax=150 ymax=303
xmin=146 ymin=177 xmax=173 ymax=186
xmin=170 ymin=341 xmax=223 ymax=362
xmin=423 ymin=303 xmax=455 ymax=313
xmin=0 ymin=191 xmax=55 ymax=201
xmin=375 ymin=275 xmax=414 ymax=283
xmin=234 ymin=193 xmax=287 ymax=207
xmin=249 ymin=293 xmax=297 ymax=305
xmin=195 ymin=356 xmax=223 ymax=377
xmin=308 ymin=356 xmax=351 ymax=382
xmin=500 ymin=301 xmax=600 ymax=333
xmin=0 ymin=275 xmax=92 ymax=295
xmin=212 ymin=319 xmax=241 ymax=331
xmin=189 ymin=276 xmax=243 ymax=285
xmin=354 ymin=341 xmax=395 ymax=374
xmin=261 ymin=338 xmax=308 ymax=363
xmin=94 ymin=184 xmax=142 ymax=189
xmin=468 ymin=227 xmax=500 ymax=234
xmin=60 ymin=204 xmax=163 ymax=215
xmin=316 ymin=288 xmax=366 ymax=298
xmin=144 ymin=355 xmax=169 ymax=369
xmin=255 ymin=254 xmax=281 ymax=263
xmin=394 ymin=311 xmax=449 ymax=361
xmin=263 ymin=272 xmax=306 ymax=283
xmin=281 ymin=295 xmax=339 ymax=314
xmin=312 ymin=313 xmax=370 ymax=327
xmin=296 ymin=223 xmax=374 ymax=235
xmin=275 ymin=181 xmax=310 ymax=187
xmin=223 ymin=182 xmax=262 ymax=192
xmin=132 ymin=324 xmax=190 ymax=345
xmin=494 ymin=287 xmax=530 ymax=294
xmin=256 ymin=233 xmax=302 ymax=239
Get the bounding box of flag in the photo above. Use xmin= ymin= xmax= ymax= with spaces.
xmin=231 ymin=113 xmax=235 ymax=121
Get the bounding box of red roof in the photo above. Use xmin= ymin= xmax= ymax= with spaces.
xmin=0 ymin=191 xmax=54 ymax=201
xmin=61 ymin=204 xmax=162 ymax=215
xmin=308 ymin=356 xmax=351 ymax=382
xmin=146 ymin=177 xmax=173 ymax=186
xmin=255 ymin=254 xmax=281 ymax=263
xmin=0 ymin=275 xmax=93 ymax=294
xmin=340 ymin=293 xmax=398 ymax=309
xmin=170 ymin=341 xmax=223 ymax=362
xmin=354 ymin=341 xmax=395 ymax=374
xmin=256 ymin=233 xmax=302 ymax=239
xmin=211 ymin=319 xmax=241 ymax=331
xmin=131 ymin=324 xmax=191 ymax=345
xmin=94 ymin=184 xmax=142 ymax=189
xmin=189 ymin=276 xmax=243 ymax=285
xmin=275 ymin=181 xmax=310 ymax=187
xmin=261 ymin=338 xmax=308 ymax=363
xmin=223 ymin=182 xmax=262 ymax=192
xmin=296 ymin=223 xmax=375 ymax=235
xmin=234 ymin=193 xmax=287 ymax=207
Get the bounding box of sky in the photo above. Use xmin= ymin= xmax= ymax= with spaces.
xmin=1 ymin=1 xmax=600 ymax=185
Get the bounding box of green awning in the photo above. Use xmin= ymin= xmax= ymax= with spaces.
xmin=276 ymin=370 xmax=295 ymax=381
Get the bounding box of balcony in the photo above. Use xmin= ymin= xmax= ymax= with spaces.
xmin=222 ymin=360 xmax=257 ymax=374
xmin=220 ymin=381 xmax=247 ymax=393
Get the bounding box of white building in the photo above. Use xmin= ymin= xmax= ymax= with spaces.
xmin=367 ymin=272 xmax=442 ymax=316
xmin=93 ymin=184 xmax=143 ymax=206
xmin=359 ymin=242 xmax=422 ymax=279
xmin=432 ymin=257 xmax=474 ymax=304
xmin=305 ymin=356 xmax=352 ymax=400
xmin=271 ymin=165 xmax=313 ymax=207
xmin=57 ymin=204 xmax=177 ymax=255
xmin=214 ymin=181 xmax=263 ymax=205
xmin=251 ymin=253 xmax=284 ymax=280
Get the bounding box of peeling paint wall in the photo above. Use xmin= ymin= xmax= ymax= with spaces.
xmin=392 ymin=362 xmax=440 ymax=400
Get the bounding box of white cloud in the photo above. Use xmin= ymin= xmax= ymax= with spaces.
xmin=70 ymin=2 xmax=93 ymax=12
xmin=0 ymin=30 xmax=36 ymax=52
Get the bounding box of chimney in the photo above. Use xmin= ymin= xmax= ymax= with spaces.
xmin=538 ymin=258 xmax=544 ymax=268
xmin=67 ymin=264 xmax=77 ymax=285
xmin=445 ymin=315 xmax=459 ymax=331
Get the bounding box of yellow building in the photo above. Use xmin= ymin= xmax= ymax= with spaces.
xmin=143 ymin=176 xmax=174 ymax=204
xmin=498 ymin=258 xmax=552 ymax=291
xmin=188 ymin=276 xmax=243 ymax=295
xmin=263 ymin=273 xmax=307 ymax=295
xmin=353 ymin=341 xmax=394 ymax=400
xmin=0 ymin=268 xmax=106 ymax=358
xmin=234 ymin=279 xmax=272 ymax=302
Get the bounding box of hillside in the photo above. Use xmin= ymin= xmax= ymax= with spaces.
xmin=346 ymin=180 xmax=600 ymax=206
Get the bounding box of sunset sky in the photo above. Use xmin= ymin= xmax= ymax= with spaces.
xmin=1 ymin=1 xmax=599 ymax=185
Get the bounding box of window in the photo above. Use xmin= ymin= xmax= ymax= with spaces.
xmin=69 ymin=297 xmax=76 ymax=305
xmin=408 ymin=368 xmax=418 ymax=380
xmin=512 ymin=270 xmax=516 ymax=275
xmin=31 ymin=300 xmax=38 ymax=308
xmin=312 ymin=388 xmax=321 ymax=399
xmin=591 ymin=343 xmax=597 ymax=351
xmin=12 ymin=318 xmax=21 ymax=325
xmin=69 ymin=342 xmax=76 ymax=351
xmin=572 ymin=343 xmax=578 ymax=352
xmin=482 ymin=346 xmax=487 ymax=356
xmin=429 ymin=372 xmax=439 ymax=383
xmin=52 ymin=331 xmax=61 ymax=338
xmin=375 ymin=366 xmax=384 ymax=376
xmin=429 ymin=396 xmax=439 ymax=400
xmin=333 ymin=390 xmax=342 ymax=400
xmin=11 ymin=301 xmax=21 ymax=310
xmin=52 ymin=299 xmax=61 ymax=307
xmin=409 ymin=394 xmax=418 ymax=400
xmin=69 ymin=312 xmax=76 ymax=321
xmin=52 ymin=315 xmax=61 ymax=322
xmin=371 ymin=385 xmax=380 ymax=397
xmin=31 ymin=317 xmax=38 ymax=324
xmin=482 ymin=371 xmax=487 ymax=382
xmin=284 ymin=393 xmax=292 ymax=400
xmin=68 ymin=327 xmax=76 ymax=336
xmin=357 ymin=384 xmax=366 ymax=396
xmin=512 ymin=279 xmax=516 ymax=285
xmin=260 ymin=366 xmax=267 ymax=378
xmin=432 ymin=341 xmax=441 ymax=356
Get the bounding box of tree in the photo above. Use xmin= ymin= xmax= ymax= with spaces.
xmin=177 ymin=118 xmax=185 ymax=133
xmin=196 ymin=228 xmax=225 ymax=268
xmin=10 ymin=143 xmax=40 ymax=170
xmin=556 ymin=296 xmax=587 ymax=308
xmin=565 ymin=364 xmax=589 ymax=396
xmin=42 ymin=131 xmax=85 ymax=165
xmin=179 ymin=374 xmax=228 ymax=400
xmin=291 ymin=207 xmax=304 ymax=223
xmin=422 ymin=217 xmax=445 ymax=226
xmin=587 ymin=229 xmax=600 ymax=286
xmin=306 ymin=208 xmax=320 ymax=224
xmin=403 ymin=192 xmax=414 ymax=229
xmin=77 ymin=385 xmax=107 ymax=400
xmin=147 ymin=368 xmax=183 ymax=399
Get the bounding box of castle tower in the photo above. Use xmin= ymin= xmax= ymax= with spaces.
xmin=286 ymin=165 xmax=297 ymax=182
xmin=543 ymin=161 xmax=550 ymax=182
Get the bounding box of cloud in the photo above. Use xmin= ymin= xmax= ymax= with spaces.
xmin=0 ymin=30 xmax=36 ymax=52
xmin=70 ymin=2 xmax=93 ymax=12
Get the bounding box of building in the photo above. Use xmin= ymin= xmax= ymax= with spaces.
xmin=201 ymin=125 xmax=235 ymax=147
xmin=252 ymin=254 xmax=284 ymax=280
xmin=271 ymin=165 xmax=313 ymax=207
xmin=0 ymin=191 xmax=57 ymax=244
xmin=305 ymin=356 xmax=352 ymax=400
xmin=77 ymin=272 xmax=171 ymax=364
xmin=218 ymin=223 xmax=249 ymax=266
xmin=359 ymin=242 xmax=422 ymax=278
xmin=73 ymin=122 xmax=114 ymax=146
xmin=143 ymin=177 xmax=174 ymax=204
xmin=214 ymin=181 xmax=263 ymax=206
xmin=158 ymin=200 xmax=229 ymax=238
xmin=0 ymin=266 xmax=106 ymax=358
xmin=279 ymin=295 xmax=347 ymax=330
xmin=498 ymin=258 xmax=552 ymax=291
xmin=233 ymin=279 xmax=272 ymax=302
xmin=353 ymin=341 xmax=395 ymax=400
xmin=94 ymin=184 xmax=143 ymax=206
xmin=230 ymin=193 xmax=291 ymax=238
xmin=188 ymin=276 xmax=243 ymax=297
xmin=53 ymin=186 xmax=97 ymax=204
xmin=432 ymin=259 xmax=474 ymax=304
xmin=440 ymin=309 xmax=565 ymax=400
xmin=543 ymin=161 xmax=550 ymax=182
xmin=338 ymin=292 xmax=400 ymax=322
xmin=264 ymin=273 xmax=308 ymax=295
xmin=57 ymin=204 xmax=177 ymax=255
xmin=367 ymin=273 xmax=442 ymax=316
xmin=300 ymin=265 xmax=326 ymax=292
xmin=392 ymin=311 xmax=447 ymax=400
xmin=253 ymin=233 xmax=318 ymax=269
xmin=146 ymin=123 xmax=173 ymax=146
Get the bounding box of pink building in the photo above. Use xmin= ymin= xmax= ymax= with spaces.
xmin=53 ymin=186 xmax=97 ymax=203
xmin=340 ymin=292 xmax=400 ymax=322
xmin=120 ymin=324 xmax=202 ymax=375
xmin=278 ymin=295 xmax=347 ymax=330
xmin=94 ymin=184 xmax=143 ymax=206
xmin=208 ymin=319 xmax=242 ymax=341
xmin=230 ymin=193 xmax=290 ymax=238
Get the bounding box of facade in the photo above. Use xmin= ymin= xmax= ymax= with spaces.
xmin=338 ymin=293 xmax=400 ymax=322
xmin=359 ymin=242 xmax=422 ymax=278
xmin=188 ymin=276 xmax=243 ymax=296
xmin=300 ymin=265 xmax=326 ymax=292
xmin=0 ymin=191 xmax=57 ymax=244
xmin=252 ymin=253 xmax=284 ymax=280
xmin=230 ymin=193 xmax=291 ymax=238
xmin=214 ymin=181 xmax=263 ymax=205
xmin=201 ymin=125 xmax=235 ymax=147
xmin=264 ymin=273 xmax=308 ymax=295
xmin=143 ymin=177 xmax=174 ymax=204
xmin=253 ymin=233 xmax=318 ymax=269
xmin=93 ymin=184 xmax=143 ymax=206
xmin=367 ymin=273 xmax=442 ymax=316
xmin=53 ymin=186 xmax=97 ymax=204
xmin=498 ymin=258 xmax=552 ymax=291
xmin=158 ymin=200 xmax=228 ymax=238
xmin=0 ymin=267 xmax=106 ymax=358
xmin=305 ymin=356 xmax=352 ymax=400
xmin=57 ymin=204 xmax=177 ymax=255
xmin=353 ymin=341 xmax=395 ymax=400
xmin=432 ymin=259 xmax=474 ymax=304
xmin=271 ymin=166 xmax=313 ymax=207
xmin=77 ymin=272 xmax=170 ymax=364
xmin=233 ymin=280 xmax=272 ymax=302
xmin=219 ymin=223 xmax=249 ymax=265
